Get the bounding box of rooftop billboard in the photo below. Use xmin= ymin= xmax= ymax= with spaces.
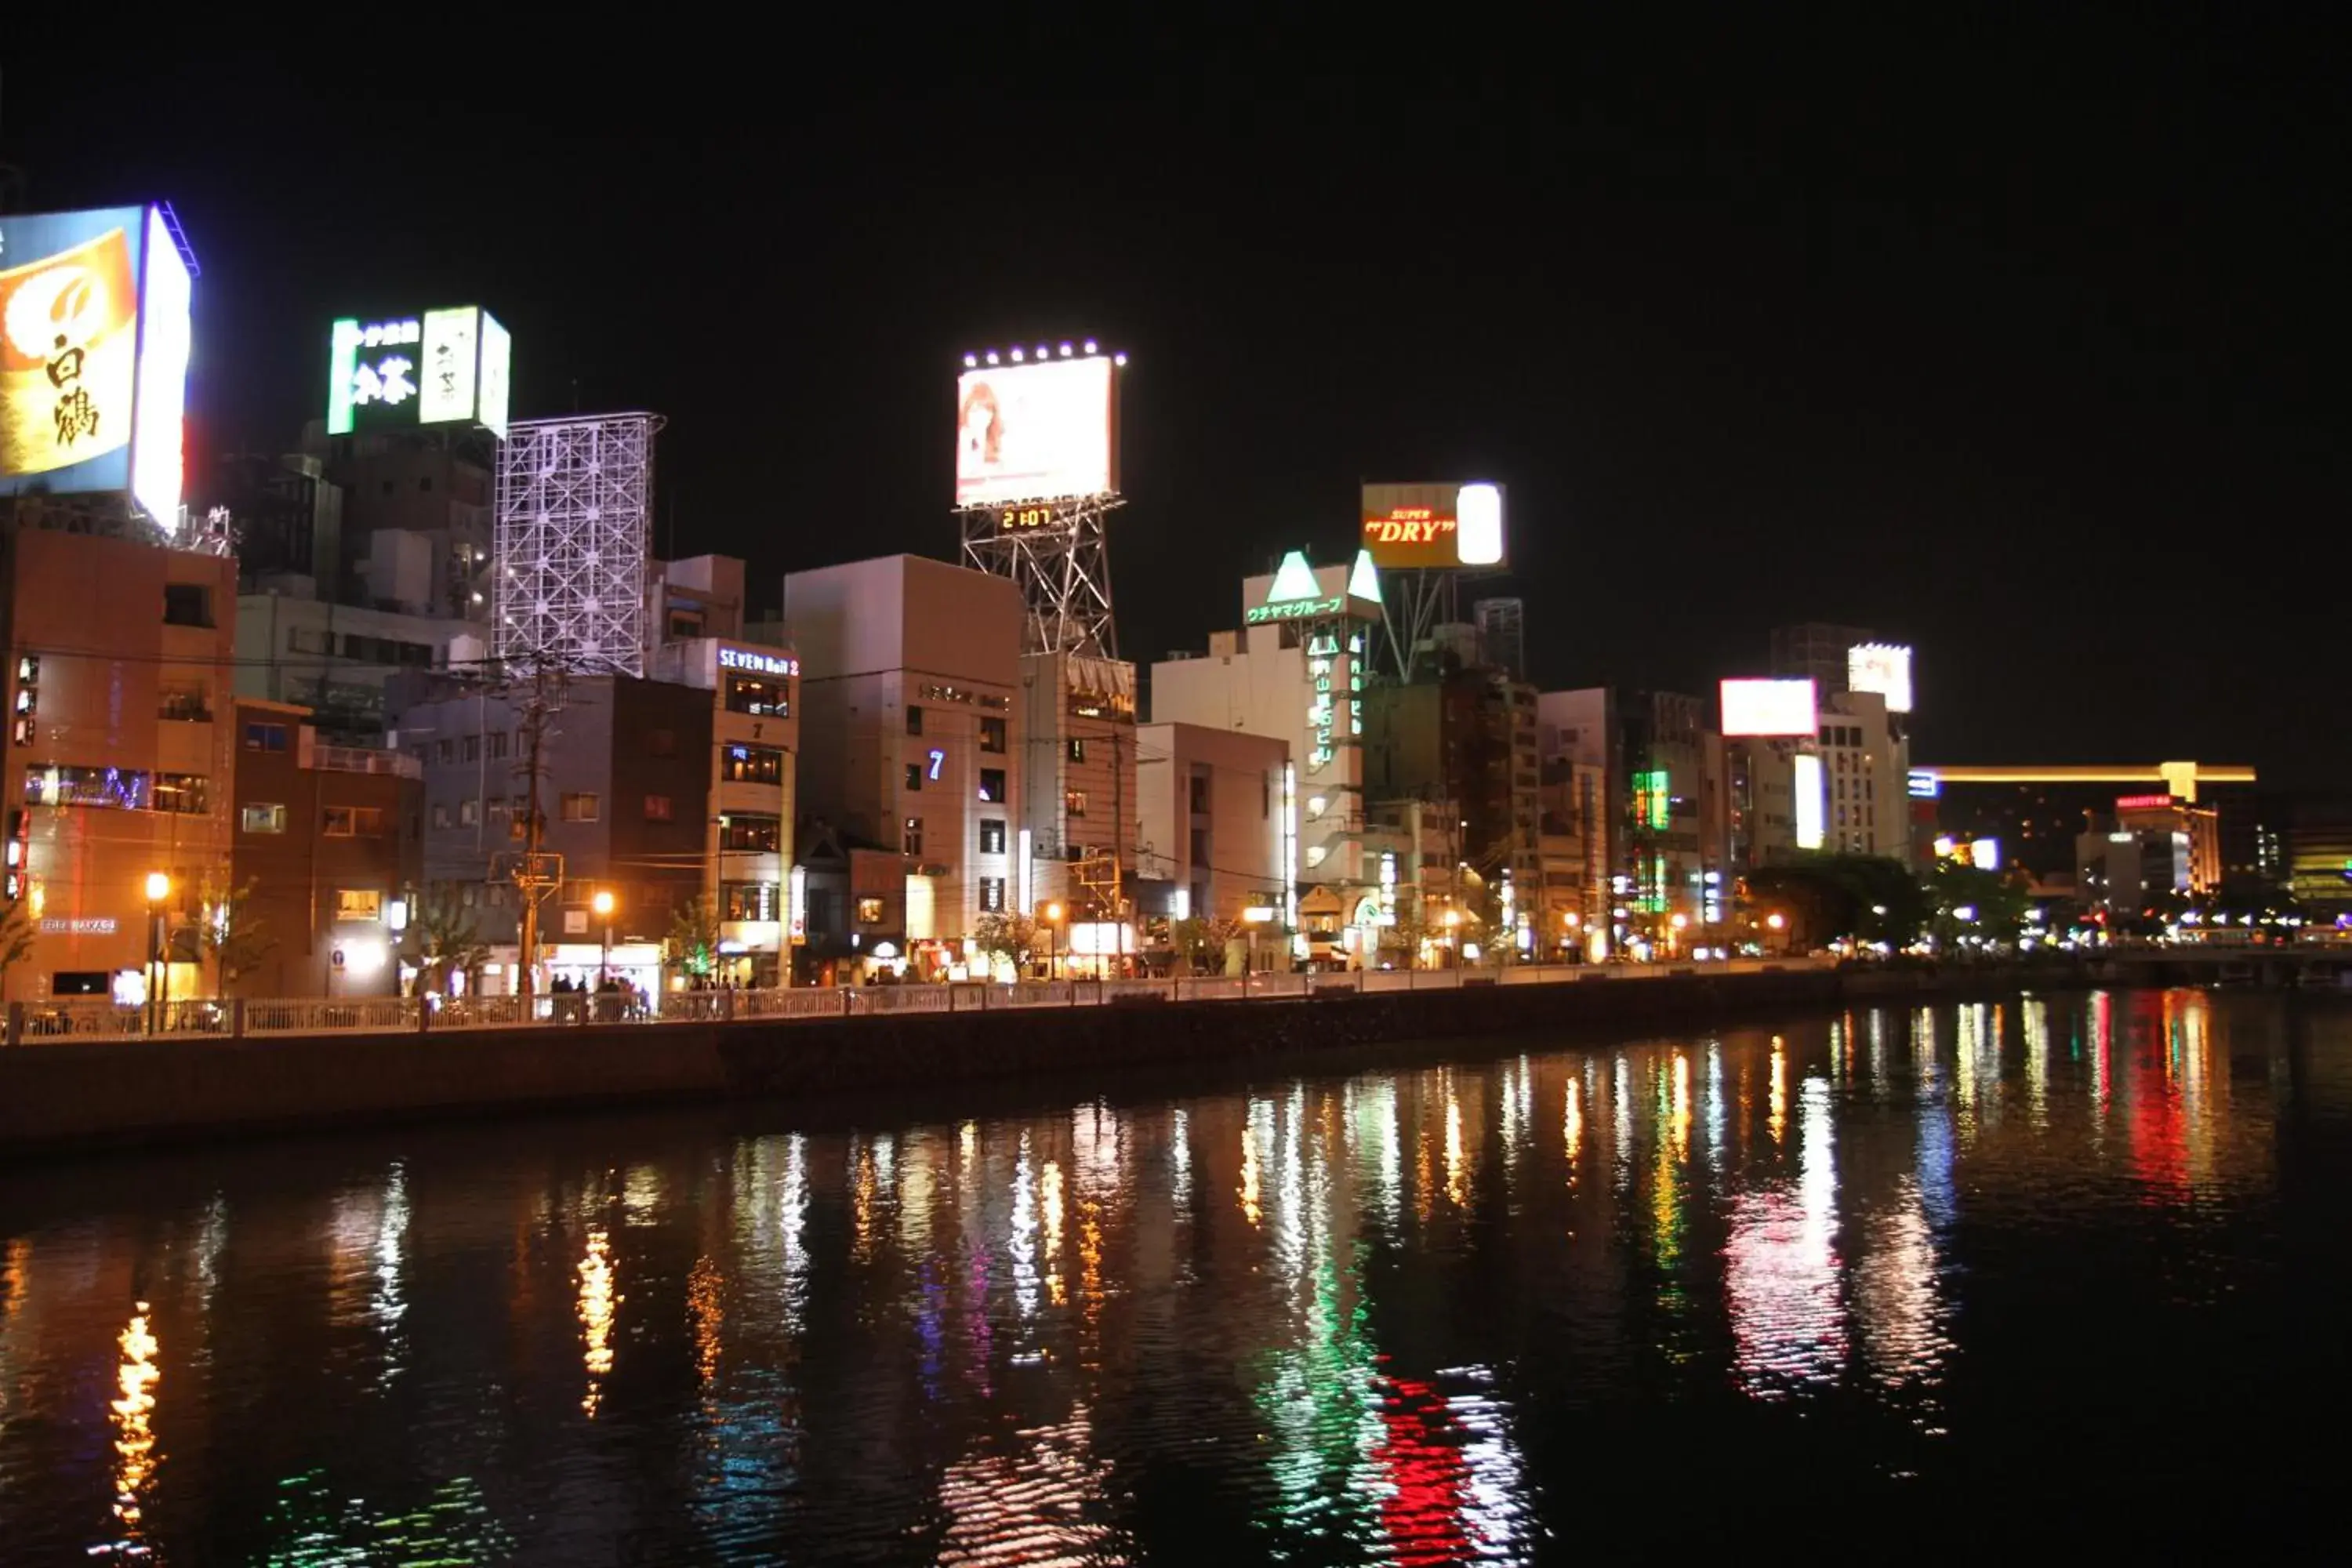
xmin=0 ymin=203 xmax=194 ymax=522
xmin=1847 ymin=641 xmax=1914 ymax=713
xmin=1359 ymin=481 xmax=1507 ymax=570
xmin=1719 ymin=677 xmax=1817 ymax=737
xmin=955 ymin=354 xmax=1119 ymax=508
xmin=327 ymin=304 xmax=510 ymax=437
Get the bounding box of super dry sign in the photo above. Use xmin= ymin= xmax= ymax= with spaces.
xmin=1359 ymin=481 xmax=1507 ymax=570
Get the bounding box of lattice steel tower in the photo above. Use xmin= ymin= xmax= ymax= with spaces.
xmin=494 ymin=412 xmax=664 ymax=675
xmin=959 ymin=496 xmax=1126 ymax=655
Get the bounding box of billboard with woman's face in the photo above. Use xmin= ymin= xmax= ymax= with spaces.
xmin=955 ymin=357 xmax=1118 ymax=506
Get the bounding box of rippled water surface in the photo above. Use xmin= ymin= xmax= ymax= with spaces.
xmin=4 ymin=988 xmax=2349 ymax=1563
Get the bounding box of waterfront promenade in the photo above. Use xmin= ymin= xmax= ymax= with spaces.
xmin=2 ymin=956 xmax=1832 ymax=1044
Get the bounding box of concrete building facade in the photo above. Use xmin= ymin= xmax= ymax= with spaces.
xmin=1150 ymin=551 xmax=1383 ymax=939
xmin=1134 ymin=721 xmax=1290 ymax=927
xmin=389 ymin=673 xmax=720 ymax=993
xmin=2 ymin=527 xmax=239 ymax=1001
xmin=1021 ymin=651 xmax=1138 ymax=922
xmin=786 ymin=555 xmax=1025 ymax=955
xmin=226 ymin=697 xmax=423 ymax=997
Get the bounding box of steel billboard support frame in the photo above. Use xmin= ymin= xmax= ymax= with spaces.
xmin=959 ymin=495 xmax=1127 ymax=659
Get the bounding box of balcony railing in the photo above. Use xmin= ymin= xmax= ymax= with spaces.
xmin=312 ymin=744 xmax=423 ymax=779
xmin=0 ymin=957 xmax=1831 ymax=1045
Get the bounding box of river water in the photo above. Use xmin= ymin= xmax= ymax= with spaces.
xmin=2 ymin=987 xmax=2345 ymax=1563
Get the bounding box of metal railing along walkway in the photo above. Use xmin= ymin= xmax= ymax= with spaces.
xmin=0 ymin=957 xmax=1827 ymax=1044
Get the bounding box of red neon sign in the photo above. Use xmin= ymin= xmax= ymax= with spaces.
xmin=2114 ymin=794 xmax=2173 ymax=811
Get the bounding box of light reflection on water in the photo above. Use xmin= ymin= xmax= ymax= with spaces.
xmin=0 ymin=987 xmax=2337 ymax=1562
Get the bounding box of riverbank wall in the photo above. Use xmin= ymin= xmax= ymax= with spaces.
xmin=0 ymin=962 xmax=2089 ymax=1158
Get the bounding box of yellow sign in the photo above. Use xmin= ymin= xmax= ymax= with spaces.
xmin=0 ymin=225 xmax=137 ymax=483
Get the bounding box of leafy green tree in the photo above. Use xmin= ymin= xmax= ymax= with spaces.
xmin=666 ymin=894 xmax=722 ymax=979
xmin=1929 ymin=859 xmax=2029 ymax=942
xmin=1745 ymin=853 xmax=1933 ymax=949
xmin=1171 ymin=915 xmax=1246 ymax=974
xmin=972 ymin=912 xmax=1041 ymax=967
xmin=410 ymin=891 xmax=489 ymax=997
xmin=0 ymin=898 xmax=34 ymax=1003
xmin=194 ymin=874 xmax=276 ymax=994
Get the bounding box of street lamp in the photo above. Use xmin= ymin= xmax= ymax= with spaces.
xmin=592 ymin=889 xmax=616 ymax=993
xmin=143 ymin=871 xmax=171 ymax=1035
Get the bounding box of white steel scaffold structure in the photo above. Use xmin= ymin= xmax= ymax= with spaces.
xmin=959 ymin=495 xmax=1126 ymax=657
xmin=494 ymin=412 xmax=664 ymax=676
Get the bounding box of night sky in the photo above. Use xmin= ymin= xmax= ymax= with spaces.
xmin=6 ymin=23 xmax=2343 ymax=785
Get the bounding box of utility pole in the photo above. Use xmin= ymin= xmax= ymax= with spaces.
xmin=506 ymin=652 xmax=566 ymax=999
xmin=1111 ymin=720 xmax=1127 ymax=977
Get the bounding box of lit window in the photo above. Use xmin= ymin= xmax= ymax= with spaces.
xmin=1065 ymin=789 xmax=1088 ymax=818
xmin=857 ymin=896 xmax=885 ymax=924
xmin=978 ymin=768 xmax=1005 ymax=804
xmin=240 ymin=802 xmax=286 ymax=834
xmin=560 ymin=793 xmax=600 ymax=822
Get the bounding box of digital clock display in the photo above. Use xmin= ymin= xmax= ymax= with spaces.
xmin=997 ymin=505 xmax=1060 ymax=532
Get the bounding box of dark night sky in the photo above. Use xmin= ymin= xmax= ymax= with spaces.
xmin=7 ymin=20 xmax=2344 ymax=784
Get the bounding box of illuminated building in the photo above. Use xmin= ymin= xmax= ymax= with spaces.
xmin=2114 ymin=793 xmax=2221 ymax=893
xmin=1133 ymin=722 xmax=1290 ymax=928
xmin=644 ymin=623 xmax=800 ymax=985
xmin=227 ymin=697 xmax=423 ymax=996
xmin=1 ymin=525 xmax=237 ymax=1000
xmin=2076 ymin=818 xmax=2192 ymax=918
xmin=1020 ymin=651 xmax=1138 ymax=933
xmin=1541 ymin=688 xmax=1729 ymax=945
xmin=785 ymin=554 xmax=1023 ymax=957
xmin=789 ymin=825 xmax=907 ymax=983
xmin=1537 ymin=688 xmax=1618 ymax=940
xmin=1729 ymin=688 xmax=1911 ymax=869
xmin=387 ymin=670 xmax=731 ymax=993
xmin=1151 ymin=551 xmax=1382 ymax=953
xmin=2268 ymin=793 xmax=2352 ymax=920
xmin=1922 ymin=763 xmax=2256 ymax=882
xmin=1360 ymin=650 xmax=1541 ymax=946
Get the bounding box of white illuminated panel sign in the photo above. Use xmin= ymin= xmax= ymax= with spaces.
xmin=419 ymin=306 xmax=480 ymax=425
xmin=1793 ymin=753 xmax=1826 ymax=850
xmin=717 ymin=646 xmax=797 ymax=677
xmin=477 ymin=310 xmax=511 ymax=438
xmin=1847 ymin=643 xmax=1914 ymax=714
xmin=1907 ymin=769 xmax=1940 ymax=798
xmin=1457 ymin=482 xmax=1505 ymax=566
xmin=954 ymin=355 xmax=1117 ymax=506
xmin=1969 ymin=837 xmax=2002 ymax=870
xmin=1720 ymin=677 xmax=1817 ymax=737
xmin=129 ymin=205 xmax=191 ymax=528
